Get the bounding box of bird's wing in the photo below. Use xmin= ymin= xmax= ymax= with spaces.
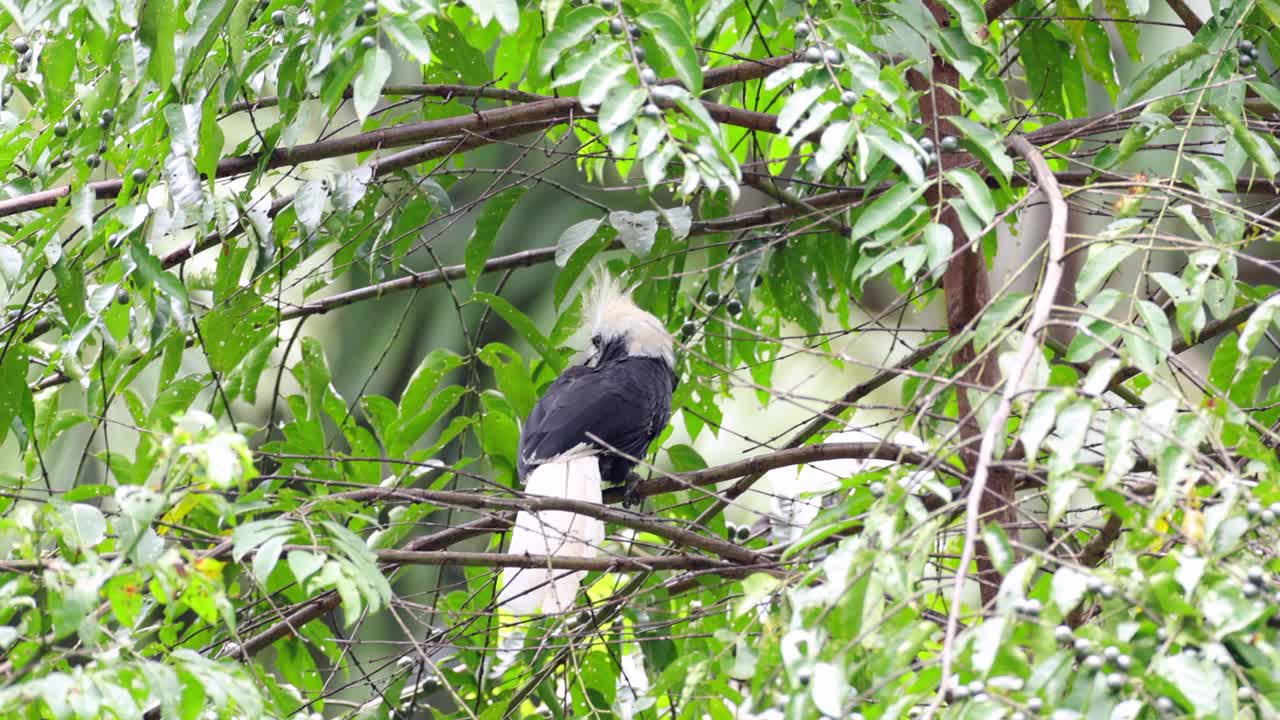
xmin=519 ymin=360 xmax=667 ymax=470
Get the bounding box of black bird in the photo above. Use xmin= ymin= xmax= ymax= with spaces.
xmin=499 ymin=272 xmax=676 ymax=614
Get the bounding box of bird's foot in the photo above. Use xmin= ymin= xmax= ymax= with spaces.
xmin=621 ymin=482 xmax=642 ymax=509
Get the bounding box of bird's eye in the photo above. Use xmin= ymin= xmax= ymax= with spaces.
xmin=591 ymin=335 xmax=601 ymax=348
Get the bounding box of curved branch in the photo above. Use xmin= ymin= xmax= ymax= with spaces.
xmin=934 ymin=134 xmax=1068 ymax=713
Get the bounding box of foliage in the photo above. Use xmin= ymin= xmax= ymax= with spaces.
xmin=1 ymin=0 xmax=1280 ymax=718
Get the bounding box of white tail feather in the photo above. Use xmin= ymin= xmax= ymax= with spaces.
xmin=499 ymin=458 xmax=605 ymax=615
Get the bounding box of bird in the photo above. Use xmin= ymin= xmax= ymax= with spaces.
xmin=498 ymin=271 xmax=676 ymax=615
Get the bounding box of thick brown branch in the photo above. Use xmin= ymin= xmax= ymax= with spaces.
xmin=0 ymin=57 xmax=793 ymax=219
xmin=1164 ymin=0 xmax=1204 ymax=35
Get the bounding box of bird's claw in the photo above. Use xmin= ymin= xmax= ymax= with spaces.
xmin=621 ymin=483 xmax=642 ymax=509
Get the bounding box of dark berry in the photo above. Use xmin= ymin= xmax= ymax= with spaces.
xmin=609 ymin=18 xmax=624 ymax=34
xmin=639 ymin=67 xmax=657 ymax=84
xmin=100 ymin=108 xmax=115 ymax=124
xmin=840 ymin=90 xmax=856 ymax=106
xmin=86 ymin=153 xmax=101 ymax=168
xmin=803 ymin=46 xmax=822 ymax=63
xmin=361 ymin=35 xmax=376 ymax=49
xmin=271 ymin=9 xmax=285 ymax=25
xmin=628 ymin=24 xmax=641 ymax=38
xmin=726 ymin=298 xmax=742 ymax=315
xmin=793 ymin=22 xmax=810 ymax=39
xmin=642 ymin=103 xmax=661 ymax=118
xmin=703 ymin=291 xmax=720 ymax=305
xmin=53 ymin=122 xmax=67 ymax=137
xmin=13 ymin=38 xmax=28 ymax=55
xmin=363 ymin=1 xmax=377 ymax=16
xmin=132 ymin=168 xmax=147 ymax=183
xmin=680 ymin=320 xmax=696 ymax=339
xmin=823 ymin=48 xmax=842 ymax=64
xmin=939 ymin=135 xmax=960 ymax=152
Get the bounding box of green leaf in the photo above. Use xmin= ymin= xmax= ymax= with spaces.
xmin=39 ymin=36 xmax=75 ymax=117
xmin=386 ymin=16 xmax=432 ymax=65
xmin=851 ymin=182 xmax=924 ymax=241
xmin=129 ymin=241 xmax=188 ymax=305
xmin=180 ymin=0 xmax=235 ymax=90
xmin=471 ymin=293 xmax=555 ymax=359
xmin=201 ymin=293 xmax=275 ymax=375
xmin=1075 ymin=242 xmax=1136 ymax=299
xmin=1135 ymin=300 xmax=1172 ymax=352
xmin=554 ymin=39 xmax=621 ymax=89
xmin=287 ymin=550 xmax=325 ymax=584
xmin=555 ymin=217 xmax=605 ymax=266
xmin=599 ymin=86 xmax=646 ymax=135
xmin=1048 ymin=399 xmax=1093 ymax=482
xmin=1237 ymin=295 xmax=1280 ymax=362
xmin=1119 ymin=42 xmax=1205 ymax=106
xmin=400 ymin=349 xmax=465 ymax=417
xmin=536 ymin=6 xmax=607 ymax=76
xmin=478 ymin=343 xmax=538 ymax=418
xmin=393 ymin=386 xmax=466 ymax=456
xmin=1152 ymin=653 xmax=1221 ymax=716
xmin=1209 ymin=105 xmax=1280 ymax=178
xmin=946 ymin=116 xmax=1014 ymax=183
xmin=1062 ymin=2 xmax=1117 ymax=94
xmin=975 ymin=292 xmax=1030 ymax=351
xmin=1020 ymin=390 xmax=1067 ymax=464
xmin=353 ymin=47 xmax=393 ymax=123
xmin=51 ymin=258 xmax=87 ymax=329
xmin=461 ymin=0 xmax=519 ymax=33
xmin=140 ymin=0 xmax=177 ymax=87
xmin=466 ymin=186 xmax=528 ymax=285
xmin=666 ymin=444 xmax=707 ymax=471
xmin=1051 ymin=566 xmax=1088 ymax=613
xmin=945 ymin=167 xmax=996 ymax=225
xmin=814 ymin=121 xmax=855 ymax=175
xmin=776 ymin=86 xmax=824 ymax=136
xmin=608 ymin=210 xmax=659 ymax=256
xmin=923 ymin=222 xmax=953 ymax=279
xmin=637 ymin=11 xmax=702 ymax=95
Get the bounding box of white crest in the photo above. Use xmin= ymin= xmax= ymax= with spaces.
xmin=584 ymin=267 xmax=674 ymax=367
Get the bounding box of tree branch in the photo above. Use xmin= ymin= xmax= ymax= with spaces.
xmin=317 ymin=487 xmax=765 ymax=565
xmin=0 ymin=56 xmax=794 ymax=219
xmin=373 ymin=549 xmax=746 ymax=572
xmin=932 ymin=134 xmax=1068 ymax=717
xmin=1163 ymin=0 xmax=1204 ymax=35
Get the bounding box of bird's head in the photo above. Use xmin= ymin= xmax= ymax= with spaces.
xmin=583 ymin=270 xmax=674 ymax=368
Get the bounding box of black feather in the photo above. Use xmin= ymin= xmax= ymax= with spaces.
xmin=518 ymin=352 xmax=675 ymax=487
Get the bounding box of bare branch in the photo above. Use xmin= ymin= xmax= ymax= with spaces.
xmin=930 ymin=134 xmax=1068 ymax=718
